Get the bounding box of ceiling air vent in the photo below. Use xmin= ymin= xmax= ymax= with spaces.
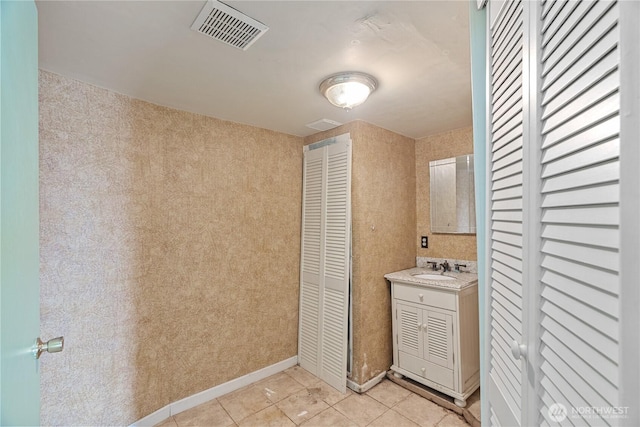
xmin=306 ymin=119 xmax=342 ymax=131
xmin=191 ymin=0 xmax=268 ymax=51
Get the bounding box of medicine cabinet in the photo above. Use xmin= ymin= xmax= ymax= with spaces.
xmin=429 ymin=154 xmax=475 ymax=234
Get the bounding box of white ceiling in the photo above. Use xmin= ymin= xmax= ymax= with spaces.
xmin=37 ymin=0 xmax=472 ymax=139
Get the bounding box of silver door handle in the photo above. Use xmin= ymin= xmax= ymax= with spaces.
xmin=33 ymin=336 xmax=64 ymax=359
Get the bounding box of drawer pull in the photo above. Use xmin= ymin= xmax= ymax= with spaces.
xmin=419 ymin=293 xmax=424 ymax=301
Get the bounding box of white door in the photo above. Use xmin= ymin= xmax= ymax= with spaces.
xmin=484 ymin=0 xmax=634 ymax=425
xmin=537 ymin=0 xmax=622 ymax=424
xmin=486 ymin=0 xmax=526 ymax=425
xmin=0 ymin=1 xmax=41 ymax=424
xmin=299 ymin=134 xmax=351 ymax=393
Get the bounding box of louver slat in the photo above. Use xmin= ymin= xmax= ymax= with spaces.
xmin=538 ymin=2 xmax=620 ymax=424
xmin=398 ymin=305 xmax=420 ymax=356
xmin=321 ymin=288 xmax=346 ymax=381
xmin=301 ymin=158 xmax=323 ymax=274
xmin=542 ymin=1 xmax=617 ymax=84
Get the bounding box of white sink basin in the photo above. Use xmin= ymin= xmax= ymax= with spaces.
xmin=412 ymin=274 xmax=456 ymax=281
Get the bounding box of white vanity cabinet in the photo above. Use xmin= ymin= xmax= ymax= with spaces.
xmin=386 ymin=270 xmax=479 ymax=407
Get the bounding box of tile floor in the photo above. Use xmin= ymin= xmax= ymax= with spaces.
xmin=155 ymin=366 xmax=470 ymax=427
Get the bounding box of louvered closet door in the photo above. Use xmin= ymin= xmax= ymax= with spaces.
xmin=487 ymin=0 xmax=525 ymax=425
xmin=299 ymin=135 xmax=351 ymax=393
xmin=320 ymin=140 xmax=351 ymax=392
xmin=299 ymin=146 xmax=324 ymax=375
xmin=538 ymin=1 xmax=621 ymax=424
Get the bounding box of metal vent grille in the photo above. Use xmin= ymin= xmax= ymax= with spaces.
xmin=191 ymin=0 xmax=268 ymax=51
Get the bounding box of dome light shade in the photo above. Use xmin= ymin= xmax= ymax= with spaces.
xmin=319 ymin=72 xmax=378 ymax=110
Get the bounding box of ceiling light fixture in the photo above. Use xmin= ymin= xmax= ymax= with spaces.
xmin=319 ymin=72 xmax=378 ymax=110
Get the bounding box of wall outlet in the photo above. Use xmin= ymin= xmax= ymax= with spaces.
xmin=421 ymin=236 xmax=428 ymax=248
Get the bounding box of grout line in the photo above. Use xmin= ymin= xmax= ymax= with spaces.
xmin=365 ymin=408 xmax=392 ymax=426
xmin=216 ymin=398 xmax=235 ymax=427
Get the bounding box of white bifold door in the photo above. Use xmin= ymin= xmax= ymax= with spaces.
xmin=486 ymin=0 xmax=638 ymax=426
xmin=298 ymin=134 xmax=351 ymax=393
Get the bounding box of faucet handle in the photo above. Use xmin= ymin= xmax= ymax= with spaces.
xmin=427 ymin=261 xmax=438 ymax=271
xmin=454 ymin=263 xmax=467 ymax=272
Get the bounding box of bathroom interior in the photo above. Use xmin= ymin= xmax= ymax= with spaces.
xmin=6 ymin=0 xmax=639 ymax=426
xmin=32 ymin=0 xmax=481 ymax=425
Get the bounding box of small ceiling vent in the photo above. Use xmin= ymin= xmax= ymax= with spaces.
xmin=306 ymin=119 xmax=343 ymax=131
xmin=191 ymin=0 xmax=268 ymax=51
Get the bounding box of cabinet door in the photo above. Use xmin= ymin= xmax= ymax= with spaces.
xmin=396 ymin=303 xmax=422 ymax=358
xmin=423 ymin=309 xmax=454 ymax=370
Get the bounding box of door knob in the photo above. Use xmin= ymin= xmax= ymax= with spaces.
xmin=33 ymin=336 xmax=64 ymax=359
xmin=510 ymin=340 xmax=526 ymax=360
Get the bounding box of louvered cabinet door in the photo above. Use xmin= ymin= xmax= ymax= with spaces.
xmin=487 ymin=0 xmax=526 ymax=425
xmin=396 ymin=303 xmax=423 ymax=364
xmin=538 ymin=0 xmax=621 ymax=424
xmin=423 ymin=309 xmax=454 ymax=370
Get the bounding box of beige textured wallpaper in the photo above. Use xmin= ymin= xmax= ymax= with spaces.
xmin=39 ymin=71 xmax=304 ymax=426
xmin=416 ymin=127 xmax=477 ymax=260
xmin=305 ymin=121 xmax=416 ymax=385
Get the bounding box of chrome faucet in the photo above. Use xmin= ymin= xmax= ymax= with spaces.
xmin=440 ymin=260 xmax=450 ymax=272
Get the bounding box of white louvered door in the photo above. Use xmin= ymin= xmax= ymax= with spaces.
xmin=397 ymin=303 xmax=421 ymax=358
xmin=299 ymin=134 xmax=351 ymax=393
xmin=538 ymin=1 xmax=621 ymax=425
xmin=485 ymin=0 xmax=628 ymax=425
xmin=487 ymin=0 xmax=526 ymax=425
xmin=299 ymin=145 xmax=323 ymax=375
xmin=424 ymin=310 xmax=454 ymax=370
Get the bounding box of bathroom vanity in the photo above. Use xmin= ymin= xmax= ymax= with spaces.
xmin=385 ymin=267 xmax=479 ymax=407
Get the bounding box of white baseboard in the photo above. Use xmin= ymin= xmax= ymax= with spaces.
xmin=131 ymin=356 xmax=298 ymax=427
xmin=346 ymin=371 xmax=386 ymax=393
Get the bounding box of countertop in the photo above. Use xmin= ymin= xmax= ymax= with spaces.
xmin=384 ymin=267 xmax=478 ymax=291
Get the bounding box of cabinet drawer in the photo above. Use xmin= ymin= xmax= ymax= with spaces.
xmin=399 ymin=351 xmax=454 ymax=390
xmin=394 ymin=283 xmax=456 ymax=310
